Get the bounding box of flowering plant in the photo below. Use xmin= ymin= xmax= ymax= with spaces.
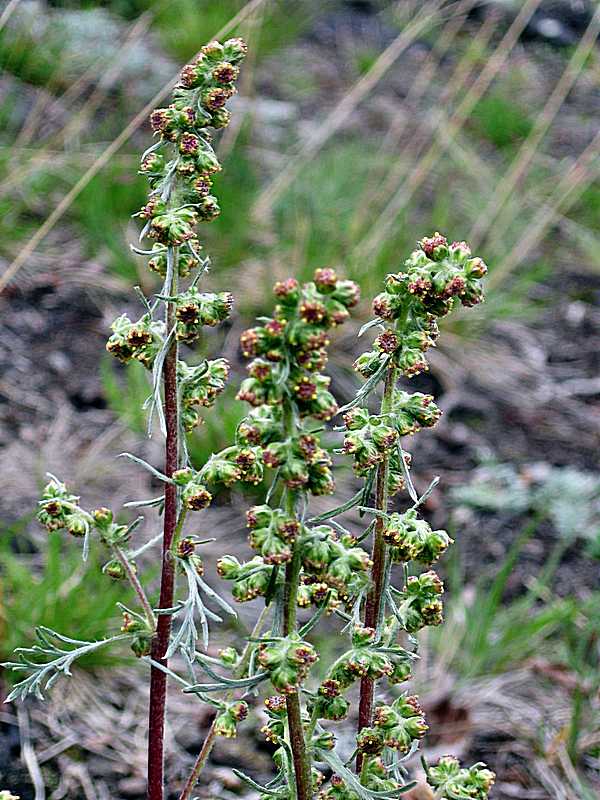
xmin=3 ymin=35 xmax=494 ymax=800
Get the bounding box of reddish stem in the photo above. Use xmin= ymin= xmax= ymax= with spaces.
xmin=148 ymin=286 xmax=179 ymax=800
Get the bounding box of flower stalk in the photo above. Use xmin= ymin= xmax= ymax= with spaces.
xmin=356 ymin=361 xmax=396 ymax=753
xmin=148 ymin=263 xmax=180 ymax=800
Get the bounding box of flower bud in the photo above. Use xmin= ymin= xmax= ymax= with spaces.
xmin=106 ymin=313 xmax=165 ymax=369
xmin=182 ymin=481 xmax=212 ymax=510
xmin=103 ymin=559 xmax=129 ymax=580
xmin=121 ymin=613 xmax=152 ymax=658
xmin=216 ymin=554 xmax=241 ymax=580
xmin=427 ymin=756 xmax=495 ymax=799
xmin=214 ymin=700 xmax=248 ymax=738
xmin=373 ymin=695 xmax=428 ymax=752
xmin=357 ymin=727 xmax=384 ymax=755
xmin=218 ymin=646 xmax=239 ymax=667
xmin=313 ymin=267 xmax=338 ymax=294
xmin=223 ymin=37 xmax=248 ymax=63
xmin=396 ymin=570 xmax=444 ymax=632
xmin=419 ymin=232 xmax=448 ymax=261
xmin=331 ymin=279 xmax=360 ymax=308
xmin=258 ymin=634 xmax=318 ymax=694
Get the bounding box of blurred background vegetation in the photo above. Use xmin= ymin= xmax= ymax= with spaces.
xmin=1 ymin=1 xmax=599 ymax=798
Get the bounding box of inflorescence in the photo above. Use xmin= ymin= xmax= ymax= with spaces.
xmin=4 ymin=29 xmax=496 ymax=799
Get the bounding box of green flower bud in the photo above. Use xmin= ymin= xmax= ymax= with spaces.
xmin=327 ymin=626 xmax=393 ymax=689
xmin=331 ymin=279 xmax=360 ymax=308
xmin=388 ymin=656 xmax=413 ymax=685
xmin=175 ymin=288 xmax=233 ymax=342
xmin=148 ymin=207 xmax=198 ymax=246
xmin=357 ymin=727 xmax=384 ymax=755
xmin=106 ymin=313 xmax=165 ymax=369
xmin=311 ymin=689 xmax=350 ymax=721
xmin=223 ymin=37 xmax=248 ymax=63
xmin=258 ymin=634 xmax=318 ymax=694
xmin=396 ymin=570 xmax=444 ymax=632
xmin=419 ymin=232 xmax=448 ymax=261
xmin=214 ymin=700 xmax=248 ymax=738
xmin=218 ymin=646 xmax=239 ymax=667
xmin=103 ymin=558 xmax=133 ymax=580
xmin=179 ymin=358 xmax=230 ymax=429
xmin=216 ymin=554 xmax=241 ymax=580
xmin=120 ymin=613 xmax=152 ymax=658
xmin=202 ymin=453 xmax=241 ymax=486
xmin=427 ymin=756 xmax=495 ymax=799
xmin=182 ymin=481 xmax=212 ymax=511
xmin=373 ymin=695 xmax=428 ymax=752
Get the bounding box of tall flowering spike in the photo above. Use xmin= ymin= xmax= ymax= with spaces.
xmin=333 ymin=233 xmax=492 ymax=797
xmin=233 ymin=269 xmax=360 ymax=498
xmin=107 ymin=37 xmax=247 ymax=373
xmin=215 ymin=269 xmax=363 ymax=800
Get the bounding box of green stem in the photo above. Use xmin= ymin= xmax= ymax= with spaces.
xmin=281 ymin=400 xmax=312 ymax=800
xmin=177 ymin=605 xmax=271 ymax=800
xmin=356 ymin=361 xmax=397 ymax=769
xmin=112 ymin=544 xmax=156 ymax=629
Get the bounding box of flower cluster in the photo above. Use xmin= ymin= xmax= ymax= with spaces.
xmin=106 ymin=313 xmax=165 ymax=369
xmin=383 ymin=508 xmax=452 ymax=565
xmin=342 ymin=408 xmax=397 ymax=475
xmin=37 ymin=477 xmax=93 ymax=537
xmin=356 ymin=234 xmax=486 ymax=380
xmin=173 ymin=467 xmax=213 ymax=510
xmin=327 ymin=626 xmax=393 ymax=689
xmin=371 ymin=695 xmax=428 ymax=752
xmin=178 ymin=358 xmax=230 ymax=430
xmin=121 ymin=612 xmax=153 ymax=658
xmin=246 ymin=504 xmax=300 ymax=565
xmin=263 ymin=433 xmax=335 ymax=495
xmin=237 ymin=270 xmax=358 ymax=428
xmin=392 ymin=389 xmax=441 ymax=435
xmin=396 ymin=571 xmax=444 ymax=633
xmin=308 ymin=680 xmax=350 ymax=722
xmin=427 ymin=756 xmax=496 ymax=799
xmin=257 ymin=634 xmax=318 ymax=694
xmin=216 ymin=554 xmax=272 ymax=602
xmin=175 ymin=288 xmax=234 ymax=343
xmin=301 ymin=527 xmax=371 ymax=601
xmin=213 ymin=700 xmax=248 ymax=738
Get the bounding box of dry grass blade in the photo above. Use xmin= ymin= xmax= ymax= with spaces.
xmin=3 ymin=6 xmax=158 ymax=186
xmin=468 ymin=5 xmax=600 ymax=248
xmin=251 ymin=0 xmax=448 ymax=221
xmin=217 ymin=0 xmax=265 ymax=161
xmin=17 ymin=705 xmax=46 ymax=800
xmin=0 ymin=0 xmax=270 ymax=294
xmin=353 ymin=4 xmax=498 ymax=240
xmin=356 ymin=0 xmax=545 ymax=264
xmin=490 ymin=131 xmax=600 ymax=289
xmin=349 ymin=0 xmax=479 ymax=236
xmin=0 ymin=0 xmax=21 ymax=31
